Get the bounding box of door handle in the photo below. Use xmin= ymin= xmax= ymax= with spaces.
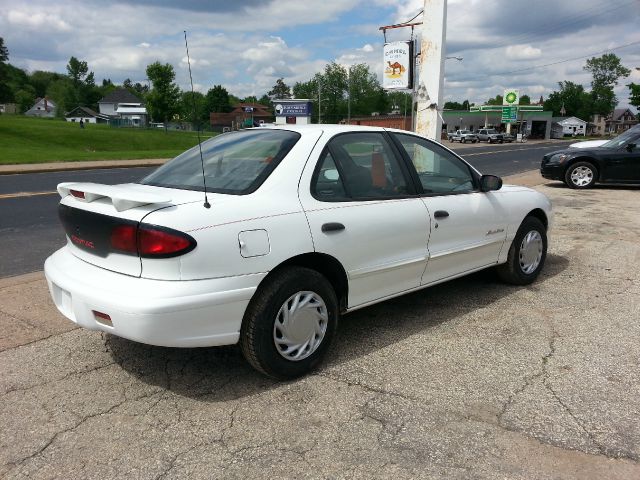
xmin=434 ymin=210 xmax=449 ymax=219
xmin=321 ymin=222 xmax=345 ymax=233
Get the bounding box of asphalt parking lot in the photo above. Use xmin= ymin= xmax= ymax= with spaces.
xmin=1 ymin=171 xmax=639 ymax=479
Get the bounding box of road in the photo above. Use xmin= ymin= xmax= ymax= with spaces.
xmin=2 ymin=177 xmax=639 ymax=479
xmin=0 ymin=141 xmax=571 ymax=278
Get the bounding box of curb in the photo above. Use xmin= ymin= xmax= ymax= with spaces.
xmin=0 ymin=159 xmax=168 ymax=176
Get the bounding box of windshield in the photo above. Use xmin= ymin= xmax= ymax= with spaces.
xmin=141 ymin=129 xmax=300 ymax=194
xmin=600 ymin=128 xmax=640 ymax=149
xmin=486 ymin=129 xmax=498 ymax=134
xmin=460 ymin=130 xmax=471 ymax=134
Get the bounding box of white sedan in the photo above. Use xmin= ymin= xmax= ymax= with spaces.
xmin=45 ymin=125 xmax=552 ymax=378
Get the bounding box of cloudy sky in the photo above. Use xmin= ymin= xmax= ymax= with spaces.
xmin=1 ymin=0 xmax=639 ymax=109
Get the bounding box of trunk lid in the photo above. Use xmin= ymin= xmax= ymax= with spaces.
xmin=57 ymin=182 xmax=203 ymax=277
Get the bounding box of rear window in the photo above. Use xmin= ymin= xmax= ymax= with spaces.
xmin=141 ymin=129 xmax=300 ymax=194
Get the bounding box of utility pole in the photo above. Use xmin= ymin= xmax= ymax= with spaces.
xmin=318 ymin=77 xmax=322 ymax=124
xmin=415 ymin=0 xmax=447 ymax=140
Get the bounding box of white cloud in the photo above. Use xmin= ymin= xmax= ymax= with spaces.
xmin=505 ymin=45 xmax=542 ymax=60
xmin=7 ymin=9 xmax=71 ymax=32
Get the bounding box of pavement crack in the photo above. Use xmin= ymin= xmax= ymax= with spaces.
xmin=1 ymin=361 xmax=117 ymax=397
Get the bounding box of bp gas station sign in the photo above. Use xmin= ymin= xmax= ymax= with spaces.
xmin=502 ymin=89 xmax=519 ymax=123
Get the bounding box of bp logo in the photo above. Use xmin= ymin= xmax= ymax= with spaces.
xmin=504 ymin=90 xmax=519 ymax=105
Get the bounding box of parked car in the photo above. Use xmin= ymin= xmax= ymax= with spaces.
xmin=477 ymin=128 xmax=504 ymax=143
xmin=45 ymin=125 xmax=552 ymax=379
xmin=569 ymin=139 xmax=608 ymax=149
xmin=448 ymin=130 xmax=478 ymax=143
xmin=541 ymin=125 xmax=640 ymax=188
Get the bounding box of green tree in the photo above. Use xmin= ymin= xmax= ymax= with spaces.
xmin=65 ymin=56 xmax=96 ymax=109
xmin=444 ymin=101 xmax=465 ymax=110
xmin=258 ymin=94 xmax=272 ymax=109
xmin=347 ymin=63 xmax=384 ymax=116
xmin=584 ymin=53 xmax=631 ymax=115
xmin=318 ymin=62 xmax=348 ymax=123
xmin=0 ymin=37 xmax=7 ymax=63
xmin=30 ymin=70 xmax=66 ymax=98
xmin=629 ymin=83 xmax=640 ymax=118
xmin=145 ymin=61 xmax=181 ymax=123
xmin=520 ymin=95 xmax=531 ymax=105
xmin=486 ymin=94 xmax=503 ymax=106
xmin=46 ymin=77 xmax=75 ymax=117
xmin=204 ymin=85 xmax=232 ymax=113
xmin=543 ymin=81 xmax=593 ymax=120
xmin=0 ymin=37 xmax=12 ymax=102
xmin=15 ymin=86 xmax=37 ymax=113
xmin=179 ymin=90 xmax=207 ymax=124
xmin=268 ymin=78 xmax=292 ymax=99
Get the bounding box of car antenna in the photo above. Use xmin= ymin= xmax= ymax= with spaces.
xmin=184 ymin=30 xmax=210 ymax=209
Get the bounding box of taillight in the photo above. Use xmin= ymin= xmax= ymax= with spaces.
xmin=110 ymin=224 xmax=196 ymax=258
xmin=138 ymin=227 xmax=195 ymax=257
xmin=110 ymin=225 xmax=137 ymax=253
xmin=70 ymin=189 xmax=85 ymax=199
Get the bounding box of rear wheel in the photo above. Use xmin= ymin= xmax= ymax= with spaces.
xmin=496 ymin=217 xmax=547 ymax=285
xmin=564 ymin=161 xmax=597 ymax=189
xmin=240 ymin=267 xmax=338 ymax=379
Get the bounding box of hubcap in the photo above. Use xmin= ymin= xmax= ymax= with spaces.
xmin=519 ymin=230 xmax=543 ymax=274
xmin=273 ymin=291 xmax=328 ymax=361
xmin=570 ymin=166 xmax=593 ymax=187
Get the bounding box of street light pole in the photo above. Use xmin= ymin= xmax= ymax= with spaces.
xmin=347 ymin=67 xmax=351 ymax=125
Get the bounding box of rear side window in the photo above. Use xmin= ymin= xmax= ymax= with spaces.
xmin=141 ymin=130 xmax=300 ymax=194
xmin=312 ymin=132 xmax=410 ymax=201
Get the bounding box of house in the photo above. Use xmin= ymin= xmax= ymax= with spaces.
xmin=0 ymin=103 xmax=17 ymax=114
xmin=98 ymin=88 xmax=147 ymax=127
xmin=551 ymin=116 xmax=587 ymax=137
xmin=25 ymin=97 xmax=57 ymax=118
xmin=210 ymin=103 xmax=273 ymax=131
xmin=591 ymin=108 xmax=639 ymax=135
xmin=65 ymin=106 xmax=108 ymax=124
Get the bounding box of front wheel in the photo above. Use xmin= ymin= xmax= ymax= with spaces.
xmin=564 ymin=161 xmax=597 ymax=189
xmin=496 ymin=217 xmax=547 ymax=285
xmin=240 ymin=266 xmax=338 ymax=379
xmin=461 ymin=138 xmax=466 ymax=143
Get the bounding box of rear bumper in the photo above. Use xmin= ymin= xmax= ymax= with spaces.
xmin=44 ymin=248 xmax=266 ymax=347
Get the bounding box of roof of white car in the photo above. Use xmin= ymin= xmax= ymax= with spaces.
xmin=256 ymin=123 xmax=424 ymax=137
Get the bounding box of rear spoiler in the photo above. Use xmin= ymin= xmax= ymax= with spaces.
xmin=57 ymin=182 xmax=172 ymax=212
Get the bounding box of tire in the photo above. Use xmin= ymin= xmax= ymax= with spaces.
xmin=240 ymin=266 xmax=338 ymax=379
xmin=488 ymin=138 xmax=492 ymax=144
xmin=564 ymin=161 xmax=597 ymax=189
xmin=449 ymin=138 xmax=454 ymax=143
xmin=461 ymin=138 xmax=466 ymax=143
xmin=496 ymin=216 xmax=547 ymax=285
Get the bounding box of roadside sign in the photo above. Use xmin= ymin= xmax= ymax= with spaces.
xmin=501 ymin=106 xmax=517 ymax=123
xmin=243 ymin=107 xmax=254 ymax=113
xmin=503 ymin=89 xmax=520 ymax=106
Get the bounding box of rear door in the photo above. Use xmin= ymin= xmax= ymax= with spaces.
xmin=298 ymin=131 xmax=431 ymax=308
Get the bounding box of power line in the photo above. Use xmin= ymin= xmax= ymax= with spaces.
xmin=486 ymin=39 xmax=640 ymax=77
xmin=483 ymin=0 xmax=636 ymax=51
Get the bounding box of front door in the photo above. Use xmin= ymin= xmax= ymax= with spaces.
xmin=389 ymin=132 xmax=508 ymax=285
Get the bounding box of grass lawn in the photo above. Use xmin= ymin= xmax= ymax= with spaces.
xmin=0 ymin=115 xmax=217 ymax=164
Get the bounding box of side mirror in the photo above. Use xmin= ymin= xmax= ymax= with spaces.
xmin=626 ymin=143 xmax=636 ymax=152
xmin=480 ymin=174 xmax=502 ymax=192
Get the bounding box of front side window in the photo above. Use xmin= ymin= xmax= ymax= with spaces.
xmin=141 ymin=129 xmax=300 ymax=194
xmin=393 ymin=133 xmax=476 ymax=194
xmin=312 ymin=132 xmax=410 ymax=201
